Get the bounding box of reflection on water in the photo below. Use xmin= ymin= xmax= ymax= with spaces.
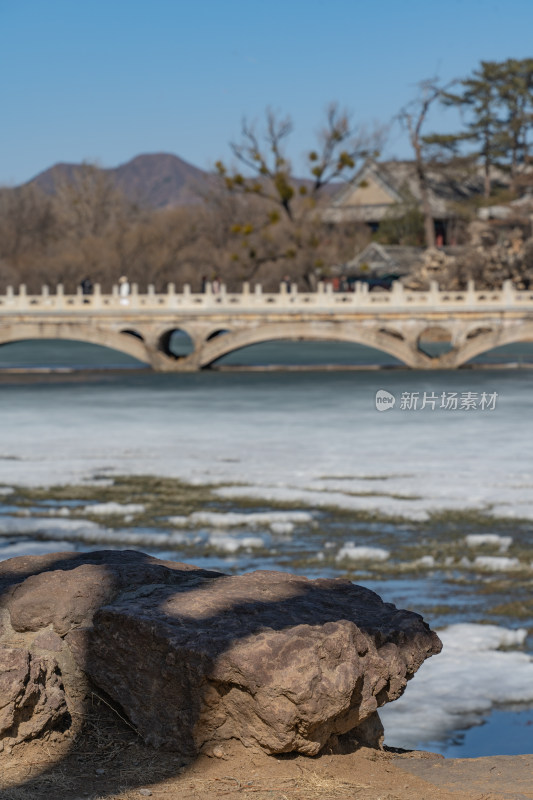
xmin=0 ymin=339 xmax=147 ymax=368
xmin=434 ymin=706 xmax=533 ymax=758
xmin=469 ymin=341 xmax=533 ymax=364
xmin=216 ymin=339 xmax=403 ymax=366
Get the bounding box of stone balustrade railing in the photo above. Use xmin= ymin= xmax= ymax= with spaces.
xmin=1 ymin=280 xmax=532 ymax=313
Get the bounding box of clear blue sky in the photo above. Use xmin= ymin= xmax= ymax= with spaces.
xmin=1 ymin=0 xmax=532 ymax=184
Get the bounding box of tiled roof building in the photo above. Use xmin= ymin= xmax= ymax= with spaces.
xmin=324 ymin=159 xmax=488 ymax=243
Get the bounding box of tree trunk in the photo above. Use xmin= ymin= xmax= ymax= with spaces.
xmin=484 ymin=159 xmax=491 ymax=198
xmin=422 ymin=201 xmax=435 ymax=248
xmin=415 ymin=155 xmax=435 ymax=247
xmin=483 ymin=134 xmax=492 ymax=198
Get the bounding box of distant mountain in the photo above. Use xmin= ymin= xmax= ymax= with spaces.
xmin=27 ymin=152 xmax=341 ymax=210
xmin=29 ymin=153 xmax=213 ymax=209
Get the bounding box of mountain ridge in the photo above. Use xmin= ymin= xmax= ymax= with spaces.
xmin=25 ymin=152 xmax=341 ymax=209
xmin=28 ymin=152 xmax=213 ymax=209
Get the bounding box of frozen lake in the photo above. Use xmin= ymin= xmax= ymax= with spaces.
xmin=0 ymin=340 xmax=532 ymax=756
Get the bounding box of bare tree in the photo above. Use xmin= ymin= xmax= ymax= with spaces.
xmin=0 ymin=184 xmax=56 ymax=271
xmin=54 ymin=162 xmax=136 ymax=240
xmin=399 ymin=79 xmax=454 ymax=247
xmin=214 ymin=105 xmax=384 ymax=287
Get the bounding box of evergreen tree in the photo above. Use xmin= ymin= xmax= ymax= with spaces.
xmin=425 ymin=61 xmax=504 ymax=197
xmin=425 ymin=58 xmax=533 ymax=197
xmin=494 ymin=58 xmax=533 ymax=190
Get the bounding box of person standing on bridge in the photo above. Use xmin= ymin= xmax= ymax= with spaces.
xmin=80 ymin=276 xmax=93 ymax=296
xmin=119 ymin=275 xmax=130 ymax=305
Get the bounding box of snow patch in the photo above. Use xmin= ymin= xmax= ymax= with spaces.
xmin=473 ymin=555 xmax=522 ymax=571
xmin=207 ymin=533 xmax=265 ymax=553
xmin=415 ymin=555 xmax=436 ymax=568
xmin=465 ymin=534 xmax=512 ymax=551
xmin=169 ymin=510 xmax=311 ymax=531
xmin=0 ymin=515 xmax=194 ymax=549
xmin=381 ymin=624 xmax=532 ymax=749
xmin=0 ymin=540 xmax=77 ymax=561
xmin=335 ymin=544 xmax=390 ymax=562
xmin=83 ymin=502 xmax=145 ymax=516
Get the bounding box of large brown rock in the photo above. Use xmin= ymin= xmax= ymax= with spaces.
xmin=0 ymin=551 xmax=442 ymax=755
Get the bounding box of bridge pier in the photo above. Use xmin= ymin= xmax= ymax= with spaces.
xmin=144 ymin=349 xmax=201 ymax=372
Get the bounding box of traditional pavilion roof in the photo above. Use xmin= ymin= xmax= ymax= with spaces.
xmin=324 ymin=159 xmax=486 ymax=223
xmin=334 ymin=242 xmax=465 ymax=277
xmin=343 ymin=243 xmax=424 ymax=275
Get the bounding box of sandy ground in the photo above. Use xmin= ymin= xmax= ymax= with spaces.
xmin=1 ymin=701 xmax=532 ymax=800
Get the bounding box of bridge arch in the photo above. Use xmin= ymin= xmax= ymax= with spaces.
xmin=453 ymin=322 xmax=533 ymax=367
xmin=205 ymin=328 xmax=231 ymax=341
xmin=465 ymin=326 xmax=494 ymax=340
xmin=195 ymin=322 xmax=426 ymax=369
xmin=121 ymin=328 xmax=145 ymax=342
xmin=417 ymin=325 xmax=454 ymax=359
xmin=0 ymin=323 xmax=150 ymax=364
xmin=378 ymin=327 xmax=405 ymax=342
xmin=158 ymin=327 xmax=195 ymax=359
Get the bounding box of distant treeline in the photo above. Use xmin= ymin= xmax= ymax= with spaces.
xmin=0 ymin=165 xmax=369 ymax=293
xmin=1 ymin=57 xmax=533 ymax=292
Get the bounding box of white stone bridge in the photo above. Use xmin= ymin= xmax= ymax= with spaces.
xmin=1 ymin=280 xmax=532 ymax=370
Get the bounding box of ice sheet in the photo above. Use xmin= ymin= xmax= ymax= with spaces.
xmin=381 ymin=624 xmax=533 ymax=749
